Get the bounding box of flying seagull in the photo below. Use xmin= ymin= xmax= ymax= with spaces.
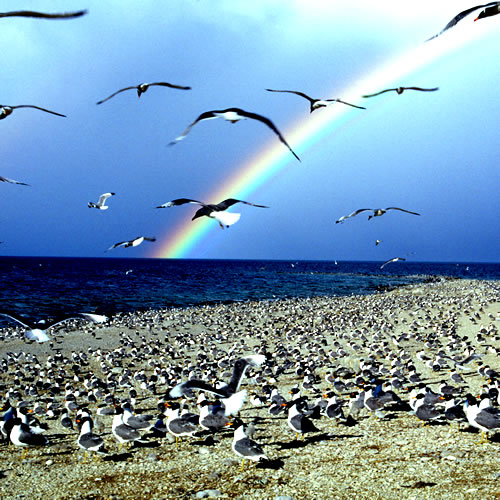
xmin=380 ymin=257 xmax=406 ymax=270
xmin=0 ymin=105 xmax=66 ymax=120
xmin=88 ymin=192 xmax=115 ymax=210
xmin=156 ymin=197 xmax=269 ymax=229
xmin=96 ymin=82 xmax=191 ymax=105
xmin=375 ymin=240 xmax=383 ymax=246
xmin=335 ymin=207 xmax=420 ymax=224
xmin=0 ymin=311 xmax=108 ymax=342
xmin=265 ymin=88 xmax=366 ymax=112
xmin=0 ymin=176 xmax=28 ymax=186
xmin=168 ymin=107 xmax=300 ymax=162
xmin=426 ymin=2 xmax=500 ymax=41
xmin=362 ymin=87 xmax=439 ymax=98
xmin=107 ymin=236 xmax=156 ymax=251
xmin=0 ymin=10 xmax=87 ymax=19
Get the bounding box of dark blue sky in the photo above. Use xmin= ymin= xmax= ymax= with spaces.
xmin=1 ymin=1 xmax=498 ymax=262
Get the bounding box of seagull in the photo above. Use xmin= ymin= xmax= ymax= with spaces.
xmin=265 ymin=89 xmax=366 ymax=112
xmin=464 ymin=394 xmax=500 ymax=443
xmin=287 ymin=401 xmax=320 ymax=440
xmin=0 ymin=105 xmax=65 ymax=120
xmin=107 ymin=236 xmax=156 ymax=251
xmin=168 ymin=107 xmax=300 ymax=162
xmin=375 ymin=240 xmax=383 ymax=246
xmin=362 ymin=87 xmax=439 ymax=98
xmin=168 ymin=354 xmax=265 ymax=416
xmin=335 ymin=207 xmax=420 ymax=224
xmin=0 ymin=176 xmax=29 ymax=186
xmin=112 ymin=408 xmax=145 ymax=450
xmin=9 ymin=417 xmax=48 ymax=459
xmin=77 ymin=415 xmax=107 ymax=463
xmin=88 ymin=192 xmax=115 ymax=210
xmin=156 ymin=198 xmax=269 ymax=229
xmin=426 ymin=2 xmax=500 ymax=41
xmin=230 ymin=419 xmax=268 ymax=472
xmin=96 ymin=81 xmax=191 ymax=105
xmin=0 ymin=10 xmax=87 ymax=19
xmin=0 ymin=311 xmax=108 ymax=342
xmin=380 ymin=257 xmax=406 ymax=270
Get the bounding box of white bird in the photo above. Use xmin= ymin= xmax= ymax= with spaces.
xmin=88 ymin=192 xmax=115 ymax=210
xmin=156 ymin=197 xmax=269 ymax=229
xmin=0 ymin=176 xmax=29 ymax=186
xmin=107 ymin=236 xmax=156 ymax=251
xmin=9 ymin=417 xmax=48 ymax=459
xmin=0 ymin=311 xmax=108 ymax=342
xmin=77 ymin=415 xmax=107 ymax=463
xmin=96 ymin=81 xmax=191 ymax=105
xmin=168 ymin=107 xmax=300 ymax=162
xmin=336 ymin=207 xmax=420 ymax=224
xmin=380 ymin=257 xmax=406 ymax=270
xmin=231 ymin=420 xmax=267 ymax=472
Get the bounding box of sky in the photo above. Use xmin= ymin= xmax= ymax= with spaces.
xmin=1 ymin=1 xmax=499 ymax=262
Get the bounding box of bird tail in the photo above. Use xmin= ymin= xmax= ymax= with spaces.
xmin=213 ymin=211 xmax=241 ymax=227
xmin=222 ymin=390 xmax=247 ymax=416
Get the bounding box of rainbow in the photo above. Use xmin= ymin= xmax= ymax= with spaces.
xmin=152 ymin=23 xmax=492 ymax=259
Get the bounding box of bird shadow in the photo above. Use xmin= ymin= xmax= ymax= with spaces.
xmin=256 ymin=457 xmax=286 ymax=470
xmin=275 ymin=432 xmax=358 ymax=450
xmin=104 ymin=452 xmax=133 ymax=462
xmin=131 ymin=440 xmax=160 ymax=449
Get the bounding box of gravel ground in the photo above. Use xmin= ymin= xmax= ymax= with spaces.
xmin=0 ymin=278 xmax=498 ymax=499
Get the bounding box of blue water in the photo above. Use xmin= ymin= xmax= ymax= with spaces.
xmin=0 ymin=257 xmax=498 ymax=319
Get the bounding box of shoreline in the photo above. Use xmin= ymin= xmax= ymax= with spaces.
xmin=0 ymin=278 xmax=499 ymax=499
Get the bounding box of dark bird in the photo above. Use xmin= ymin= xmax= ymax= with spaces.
xmin=9 ymin=417 xmax=48 ymax=458
xmin=362 ymin=87 xmax=439 ymax=98
xmin=88 ymin=192 xmax=115 ymax=210
xmin=265 ymin=88 xmax=365 ymax=112
xmin=96 ymin=82 xmax=191 ymax=105
xmin=0 ymin=176 xmax=28 ymax=186
xmin=107 ymin=236 xmax=156 ymax=251
xmin=0 ymin=311 xmax=108 ymax=342
xmin=168 ymin=107 xmax=300 ymax=162
xmin=0 ymin=105 xmax=65 ymax=120
xmin=336 ymin=207 xmax=420 ymax=224
xmin=380 ymin=257 xmax=406 ymax=270
xmin=230 ymin=419 xmax=268 ymax=471
xmin=426 ymin=2 xmax=500 ymax=41
xmin=156 ymin=198 xmax=269 ymax=229
xmin=0 ymin=10 xmax=87 ymax=19
xmin=287 ymin=401 xmax=320 ymax=440
xmin=77 ymin=416 xmax=107 ymax=463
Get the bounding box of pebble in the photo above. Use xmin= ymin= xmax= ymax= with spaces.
xmin=274 ymin=496 xmax=294 ymax=500
xmin=195 ymin=489 xmax=222 ymax=498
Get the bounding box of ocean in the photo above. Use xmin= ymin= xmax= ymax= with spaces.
xmin=0 ymin=257 xmax=498 ymax=320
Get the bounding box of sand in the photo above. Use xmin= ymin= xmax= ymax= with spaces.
xmin=0 ymin=277 xmax=498 ymax=499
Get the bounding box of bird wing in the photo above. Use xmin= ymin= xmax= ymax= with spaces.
xmin=0 ymin=176 xmax=29 ymax=186
xmin=215 ymin=199 xmax=269 ymax=211
xmin=146 ymin=82 xmax=192 ymax=90
xmin=108 ymin=241 xmax=129 ymax=250
xmin=168 ymin=111 xmax=219 ymax=145
xmin=426 ymin=3 xmax=498 ymax=40
xmin=41 ymin=313 xmax=108 ymax=329
xmin=0 ymin=312 xmax=34 ymax=329
xmin=156 ymin=198 xmax=205 ymax=208
xmin=0 ymin=10 xmax=87 ymax=19
xmin=229 ymin=108 xmax=301 ymax=162
xmin=142 ymin=237 xmax=156 ymax=242
xmin=168 ymin=380 xmax=228 ymax=399
xmin=335 ymin=208 xmax=372 ymax=223
xmin=333 ymin=99 xmax=366 ymax=110
xmin=96 ymin=87 xmax=138 ymax=105
xmin=97 ymin=193 xmax=114 ymax=205
xmin=10 ymin=105 xmax=65 ymax=117
xmin=362 ymin=89 xmax=396 ymax=98
xmin=380 ymin=257 xmax=406 ymax=269
xmin=402 ymin=87 xmax=439 ymax=92
xmin=265 ymin=89 xmax=315 ymax=103
xmin=386 ymin=207 xmax=421 ymax=216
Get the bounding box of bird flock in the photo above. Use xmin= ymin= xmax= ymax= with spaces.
xmin=2 ymin=4 xmax=499 ymax=260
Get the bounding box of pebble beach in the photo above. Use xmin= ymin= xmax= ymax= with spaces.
xmin=0 ymin=278 xmax=499 ymax=499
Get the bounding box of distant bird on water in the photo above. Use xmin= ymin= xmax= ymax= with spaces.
xmin=107 ymin=236 xmax=156 ymax=251
xmin=336 ymin=207 xmax=420 ymax=224
xmin=0 ymin=10 xmax=87 ymax=19
xmin=88 ymin=192 xmax=115 ymax=210
xmin=380 ymin=257 xmax=406 ymax=270
xmin=426 ymin=2 xmax=500 ymax=41
xmin=0 ymin=311 xmax=108 ymax=342
xmin=156 ymin=198 xmax=269 ymax=229
xmin=0 ymin=176 xmax=28 ymax=186
xmin=362 ymin=87 xmax=439 ymax=98
xmin=0 ymin=105 xmax=65 ymax=120
xmin=265 ymin=88 xmax=366 ymax=112
xmin=96 ymin=81 xmax=191 ymax=105
xmin=168 ymin=107 xmax=300 ymax=162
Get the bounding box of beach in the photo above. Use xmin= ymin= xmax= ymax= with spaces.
xmin=0 ymin=278 xmax=499 ymax=499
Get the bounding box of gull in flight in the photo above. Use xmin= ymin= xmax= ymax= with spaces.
xmin=96 ymin=81 xmax=191 ymax=105
xmin=0 ymin=311 xmax=108 ymax=342
xmin=168 ymin=107 xmax=300 ymax=162
xmin=0 ymin=10 xmax=87 ymax=19
xmin=426 ymin=2 xmax=500 ymax=41
xmin=265 ymin=88 xmax=365 ymax=112
xmin=1 ymin=176 xmax=28 ymax=186
xmin=0 ymin=105 xmax=65 ymax=120
xmin=380 ymin=257 xmax=406 ymax=270
xmin=335 ymin=207 xmax=420 ymax=224
xmin=362 ymin=87 xmax=439 ymax=98
xmin=107 ymin=236 xmax=156 ymax=251
xmin=157 ymin=197 xmax=269 ymax=229
xmin=88 ymin=192 xmax=115 ymax=210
